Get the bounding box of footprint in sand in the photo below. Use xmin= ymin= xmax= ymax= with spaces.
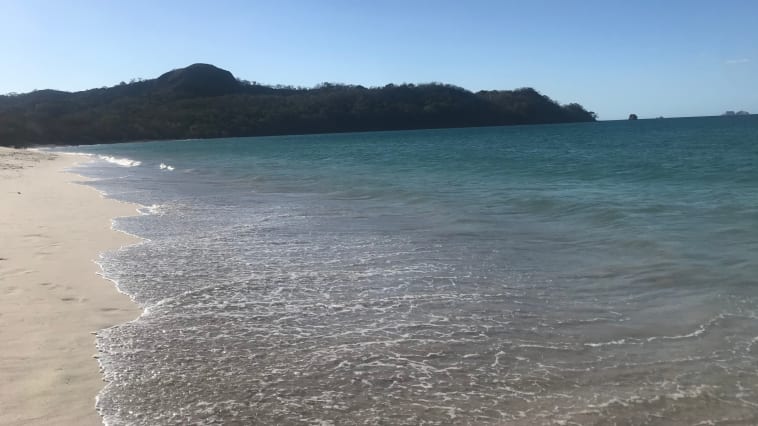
xmin=3 ymin=286 xmax=20 ymax=295
xmin=61 ymin=296 xmax=88 ymax=303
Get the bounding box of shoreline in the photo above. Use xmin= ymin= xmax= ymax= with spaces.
xmin=0 ymin=148 xmax=141 ymax=425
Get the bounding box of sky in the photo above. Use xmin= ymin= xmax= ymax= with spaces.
xmin=0 ymin=0 xmax=756 ymax=120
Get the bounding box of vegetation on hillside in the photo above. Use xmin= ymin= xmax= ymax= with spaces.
xmin=0 ymin=64 xmax=596 ymax=147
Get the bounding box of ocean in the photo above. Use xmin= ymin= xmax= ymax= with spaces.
xmin=56 ymin=116 xmax=758 ymax=425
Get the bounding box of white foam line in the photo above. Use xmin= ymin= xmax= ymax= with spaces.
xmin=584 ymin=338 xmax=631 ymax=348
xmin=98 ymin=155 xmax=141 ymax=167
xmin=647 ymin=323 xmax=707 ymax=342
xmin=54 ymin=150 xmax=95 ymax=158
xmin=587 ymin=322 xmax=712 ymax=348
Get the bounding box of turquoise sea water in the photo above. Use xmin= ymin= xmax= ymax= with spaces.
xmin=58 ymin=116 xmax=758 ymax=425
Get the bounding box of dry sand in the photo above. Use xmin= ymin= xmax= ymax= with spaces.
xmin=0 ymin=147 xmax=141 ymax=425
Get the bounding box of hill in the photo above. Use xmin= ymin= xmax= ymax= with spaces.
xmin=0 ymin=64 xmax=596 ymax=147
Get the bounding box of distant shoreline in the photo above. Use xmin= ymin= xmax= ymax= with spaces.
xmin=23 ymin=114 xmax=756 ymax=149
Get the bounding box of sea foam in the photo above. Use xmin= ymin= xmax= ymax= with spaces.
xmin=98 ymin=155 xmax=141 ymax=167
xmin=138 ymin=204 xmax=164 ymax=216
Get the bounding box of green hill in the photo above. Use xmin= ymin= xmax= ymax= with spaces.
xmin=0 ymin=64 xmax=596 ymax=147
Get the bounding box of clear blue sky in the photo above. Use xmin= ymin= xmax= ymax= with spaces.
xmin=1 ymin=0 xmax=756 ymax=120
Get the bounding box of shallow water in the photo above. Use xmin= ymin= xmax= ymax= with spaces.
xmin=58 ymin=116 xmax=758 ymax=424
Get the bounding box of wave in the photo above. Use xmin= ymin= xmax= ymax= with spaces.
xmin=98 ymin=155 xmax=141 ymax=167
xmin=584 ymin=320 xmax=713 ymax=348
xmin=159 ymin=163 xmax=175 ymax=171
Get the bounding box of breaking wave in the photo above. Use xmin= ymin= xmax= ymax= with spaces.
xmin=98 ymin=155 xmax=142 ymax=167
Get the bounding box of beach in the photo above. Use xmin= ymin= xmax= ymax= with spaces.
xmin=0 ymin=148 xmax=140 ymax=425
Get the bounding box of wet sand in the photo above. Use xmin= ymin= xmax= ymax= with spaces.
xmin=0 ymin=148 xmax=140 ymax=425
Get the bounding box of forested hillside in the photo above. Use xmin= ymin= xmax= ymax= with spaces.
xmin=0 ymin=64 xmax=596 ymax=147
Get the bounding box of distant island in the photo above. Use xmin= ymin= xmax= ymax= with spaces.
xmin=0 ymin=64 xmax=597 ymax=147
xmin=723 ymin=110 xmax=750 ymax=116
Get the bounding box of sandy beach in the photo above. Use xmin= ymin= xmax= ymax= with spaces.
xmin=0 ymin=148 xmax=140 ymax=425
